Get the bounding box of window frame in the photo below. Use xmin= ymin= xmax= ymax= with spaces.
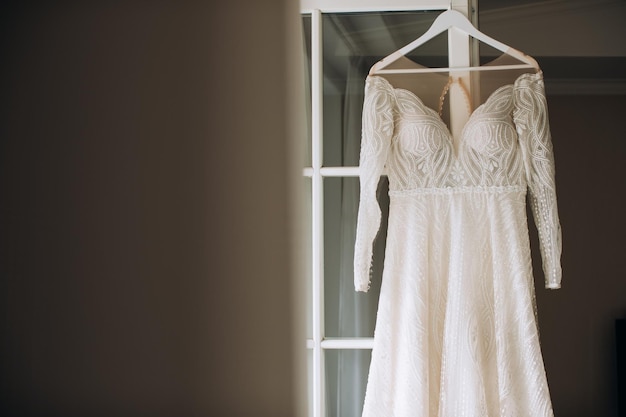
xmin=300 ymin=2 xmax=475 ymax=416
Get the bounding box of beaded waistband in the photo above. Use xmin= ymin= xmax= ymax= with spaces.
xmin=388 ymin=185 xmax=526 ymax=196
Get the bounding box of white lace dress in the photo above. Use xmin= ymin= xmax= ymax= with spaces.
xmin=354 ymin=72 xmax=562 ymax=417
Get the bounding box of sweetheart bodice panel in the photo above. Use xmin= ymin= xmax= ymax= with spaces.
xmin=374 ymin=76 xmax=525 ymax=190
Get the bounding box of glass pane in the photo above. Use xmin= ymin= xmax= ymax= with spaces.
xmin=307 ymin=349 xmax=314 ymax=417
xmin=322 ymin=11 xmax=444 ymax=167
xmin=323 ymin=177 xmax=389 ymax=338
xmin=325 ymin=349 xmax=372 ymax=417
xmin=302 ymin=14 xmax=312 ymax=167
xmin=304 ymin=176 xmax=312 ymax=339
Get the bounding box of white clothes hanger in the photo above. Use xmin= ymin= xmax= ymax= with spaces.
xmin=369 ymin=9 xmax=539 ymax=75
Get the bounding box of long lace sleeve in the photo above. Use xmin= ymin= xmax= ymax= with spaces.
xmin=514 ymin=72 xmax=563 ymax=289
xmin=354 ymin=77 xmax=394 ymax=292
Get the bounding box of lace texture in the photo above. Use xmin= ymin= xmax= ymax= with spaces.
xmin=354 ymin=72 xmax=561 ymax=417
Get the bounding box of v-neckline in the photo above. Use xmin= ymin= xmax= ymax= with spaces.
xmin=367 ymin=72 xmax=537 ymax=149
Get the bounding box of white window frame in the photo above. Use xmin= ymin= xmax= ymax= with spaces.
xmin=301 ymin=2 xmax=475 ymax=416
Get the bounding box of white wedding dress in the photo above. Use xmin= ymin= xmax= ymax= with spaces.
xmin=354 ymin=71 xmax=562 ymax=417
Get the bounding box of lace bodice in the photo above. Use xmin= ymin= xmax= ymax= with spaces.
xmin=354 ymin=71 xmax=562 ymax=291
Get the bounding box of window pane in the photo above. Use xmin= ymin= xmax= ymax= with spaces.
xmin=322 ymin=11 xmax=444 ymax=167
xmin=323 ymin=177 xmax=389 ymax=338
xmin=325 ymin=349 xmax=372 ymax=417
xmin=304 ymin=176 xmax=313 ymax=339
xmin=307 ymin=349 xmax=314 ymax=417
xmin=302 ymin=14 xmax=312 ymax=167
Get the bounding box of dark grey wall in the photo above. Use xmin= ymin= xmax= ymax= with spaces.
xmin=537 ymin=94 xmax=626 ymax=417
xmin=0 ymin=2 xmax=298 ymax=417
